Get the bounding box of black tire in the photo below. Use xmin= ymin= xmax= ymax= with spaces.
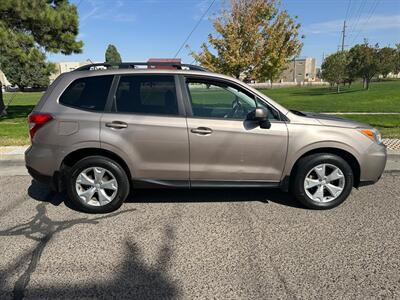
xmin=66 ymin=156 xmax=130 ymax=213
xmin=291 ymin=153 xmax=354 ymax=210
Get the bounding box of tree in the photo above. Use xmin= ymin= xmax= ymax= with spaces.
xmin=105 ymin=44 xmax=122 ymax=64
xmin=0 ymin=0 xmax=83 ymax=115
xmin=344 ymin=57 xmax=357 ymax=87
xmin=321 ymin=51 xmax=348 ymax=93
xmin=1 ymin=48 xmax=56 ymax=90
xmin=348 ymin=42 xmax=379 ymax=90
xmin=190 ymin=0 xmax=302 ymax=81
xmin=393 ymin=44 xmax=400 ymax=75
xmin=377 ymin=46 xmax=396 ymax=78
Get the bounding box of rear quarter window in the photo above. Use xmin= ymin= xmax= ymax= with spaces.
xmin=59 ymin=75 xmax=113 ymax=111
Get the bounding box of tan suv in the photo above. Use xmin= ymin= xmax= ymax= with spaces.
xmin=25 ymin=62 xmax=387 ymax=213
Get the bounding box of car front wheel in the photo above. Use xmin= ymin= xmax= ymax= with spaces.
xmin=291 ymin=153 xmax=354 ymax=209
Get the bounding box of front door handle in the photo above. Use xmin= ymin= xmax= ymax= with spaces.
xmin=105 ymin=121 xmax=128 ymax=129
xmin=191 ymin=127 xmax=213 ymax=135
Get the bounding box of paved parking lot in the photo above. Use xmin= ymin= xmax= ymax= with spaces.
xmin=0 ymin=174 xmax=399 ymax=299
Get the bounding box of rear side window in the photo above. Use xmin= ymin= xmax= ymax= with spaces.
xmin=59 ymin=75 xmax=113 ymax=111
xmin=114 ymin=75 xmax=178 ymax=115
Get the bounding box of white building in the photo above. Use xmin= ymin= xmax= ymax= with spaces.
xmin=278 ymin=57 xmax=317 ymax=83
xmin=49 ymin=61 xmax=94 ymax=82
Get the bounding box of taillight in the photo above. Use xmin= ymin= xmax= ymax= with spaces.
xmin=28 ymin=113 xmax=53 ymax=139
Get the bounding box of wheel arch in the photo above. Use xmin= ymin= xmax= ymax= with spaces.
xmin=60 ymin=147 xmax=132 ymax=182
xmin=285 ymin=147 xmax=361 ymax=191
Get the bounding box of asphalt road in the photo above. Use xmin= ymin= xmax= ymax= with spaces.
xmin=0 ymin=174 xmax=399 ymax=299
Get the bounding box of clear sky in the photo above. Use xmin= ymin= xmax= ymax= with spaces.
xmin=48 ymin=0 xmax=400 ymax=67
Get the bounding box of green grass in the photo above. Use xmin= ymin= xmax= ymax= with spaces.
xmin=259 ymin=79 xmax=400 ymax=138
xmin=0 ymin=92 xmax=42 ymax=146
xmin=259 ymin=80 xmax=400 ymax=113
xmin=0 ymin=80 xmax=399 ymax=146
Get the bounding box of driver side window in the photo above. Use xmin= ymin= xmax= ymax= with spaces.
xmin=187 ymin=80 xmax=256 ymax=120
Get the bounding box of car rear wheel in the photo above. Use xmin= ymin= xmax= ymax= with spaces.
xmin=66 ymin=156 xmax=130 ymax=213
xmin=291 ymin=153 xmax=354 ymax=209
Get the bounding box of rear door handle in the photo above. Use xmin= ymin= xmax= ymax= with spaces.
xmin=105 ymin=121 xmax=128 ymax=129
xmin=190 ymin=127 xmax=213 ymax=135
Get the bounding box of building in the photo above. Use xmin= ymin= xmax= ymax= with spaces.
xmin=278 ymin=57 xmax=316 ymax=83
xmin=49 ymin=61 xmax=93 ymax=82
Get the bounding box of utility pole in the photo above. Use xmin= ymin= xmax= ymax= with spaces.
xmin=341 ymin=20 xmax=347 ymax=52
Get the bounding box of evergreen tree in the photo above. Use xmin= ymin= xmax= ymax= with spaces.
xmin=105 ymin=44 xmax=122 ymax=64
xmin=0 ymin=0 xmax=83 ymax=115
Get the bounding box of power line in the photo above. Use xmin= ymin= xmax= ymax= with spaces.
xmin=350 ymin=0 xmax=380 ymax=45
xmin=345 ymin=0 xmax=352 ymax=21
xmin=173 ymin=0 xmax=216 ymax=58
xmin=347 ymin=0 xmax=367 ymax=38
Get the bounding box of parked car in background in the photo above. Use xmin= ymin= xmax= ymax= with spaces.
xmin=25 ymin=62 xmax=386 ymax=213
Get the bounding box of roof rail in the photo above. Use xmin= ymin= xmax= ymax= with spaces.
xmin=73 ymin=62 xmax=209 ymax=72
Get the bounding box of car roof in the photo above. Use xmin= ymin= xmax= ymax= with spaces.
xmin=55 ymin=68 xmax=290 ymax=116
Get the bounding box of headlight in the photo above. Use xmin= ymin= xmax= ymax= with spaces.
xmin=359 ymin=128 xmax=382 ymax=144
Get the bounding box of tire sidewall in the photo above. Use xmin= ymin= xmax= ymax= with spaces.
xmin=66 ymin=156 xmax=129 ymax=213
xmin=293 ymin=154 xmax=354 ymax=209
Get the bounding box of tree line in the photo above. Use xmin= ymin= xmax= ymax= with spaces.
xmin=321 ymin=42 xmax=400 ymax=93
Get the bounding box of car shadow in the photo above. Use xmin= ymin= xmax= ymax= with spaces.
xmin=127 ymin=187 xmax=304 ymax=208
xmin=27 ymin=179 xmax=304 ymax=210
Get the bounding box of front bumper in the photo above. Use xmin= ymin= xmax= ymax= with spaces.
xmin=359 ymin=142 xmax=387 ymax=185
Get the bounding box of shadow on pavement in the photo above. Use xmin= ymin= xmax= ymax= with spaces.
xmin=24 ymin=238 xmax=179 ymax=299
xmin=0 ymin=199 xmax=141 ymax=299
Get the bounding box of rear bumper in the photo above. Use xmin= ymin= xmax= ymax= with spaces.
xmin=26 ymin=166 xmax=63 ymax=192
xmin=25 ymin=145 xmax=59 ymax=177
xmin=27 ymin=166 xmax=52 ymax=185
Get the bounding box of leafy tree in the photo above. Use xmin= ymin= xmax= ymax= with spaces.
xmin=348 ymin=42 xmax=379 ymax=90
xmin=394 ymin=44 xmax=400 ymax=74
xmin=105 ymin=44 xmax=122 ymax=64
xmin=0 ymin=0 xmax=83 ymax=115
xmin=344 ymin=57 xmax=357 ymax=87
xmin=1 ymin=48 xmax=56 ymax=90
xmin=321 ymin=51 xmax=348 ymax=93
xmin=190 ymin=0 xmax=302 ymax=81
xmin=377 ymin=46 xmax=396 ymax=78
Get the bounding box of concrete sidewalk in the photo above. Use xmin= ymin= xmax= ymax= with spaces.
xmin=1 ymin=145 xmax=399 ymax=177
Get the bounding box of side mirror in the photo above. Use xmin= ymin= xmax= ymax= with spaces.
xmin=253 ymin=108 xmax=267 ymax=121
xmin=247 ymin=108 xmax=271 ymax=129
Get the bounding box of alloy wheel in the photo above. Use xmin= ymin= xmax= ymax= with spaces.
xmin=303 ymin=163 xmax=345 ymax=202
xmin=75 ymin=167 xmax=118 ymax=206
